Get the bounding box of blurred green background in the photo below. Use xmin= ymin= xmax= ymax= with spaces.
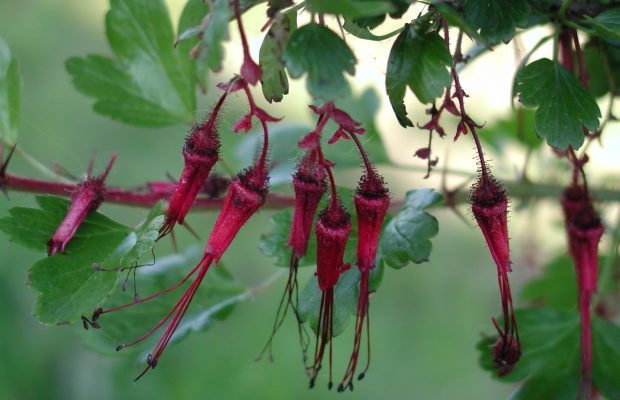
xmin=0 ymin=1 xmax=552 ymax=399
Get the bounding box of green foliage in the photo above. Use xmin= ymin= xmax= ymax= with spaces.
xmin=586 ymin=8 xmax=620 ymax=41
xmin=0 ymin=197 xmax=163 ymax=325
xmin=80 ymin=247 xmax=245 ymax=354
xmin=515 ymin=58 xmax=601 ymax=150
xmin=0 ymin=36 xmax=21 ymax=145
xmin=283 ymin=23 xmax=356 ymax=100
xmin=583 ymin=40 xmax=620 ymax=98
xmin=521 ymin=255 xmax=578 ymax=311
xmin=66 ymin=0 xmax=196 ymax=127
xmin=305 ymin=0 xmax=395 ymax=19
xmin=178 ymin=0 xmax=211 ymax=92
xmin=342 ymin=19 xmax=403 ymax=41
xmin=176 ymin=0 xmax=229 ymax=73
xmin=431 ymin=2 xmax=485 ymax=43
xmin=464 ymin=0 xmax=529 ymax=43
xmin=386 ymin=21 xmax=453 ymax=127
xmin=477 ymin=308 xmax=620 ymax=399
xmin=259 ymin=11 xmax=296 ymax=103
xmin=380 ymin=189 xmax=442 ymax=269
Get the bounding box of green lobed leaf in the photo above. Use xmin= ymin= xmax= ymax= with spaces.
xmin=586 ymin=9 xmax=620 ymax=41
xmin=386 ymin=23 xmax=453 ymax=127
xmin=430 ymin=1 xmax=486 ymax=44
xmin=0 ymin=36 xmax=21 ymax=145
xmin=521 ymin=255 xmax=578 ymax=312
xmin=259 ymin=11 xmax=296 ymax=103
xmin=477 ymin=308 xmax=620 ymax=399
xmin=298 ymin=268 xmax=360 ymax=337
xmin=463 ymin=0 xmax=529 ymax=43
xmin=66 ymin=0 xmax=196 ymax=127
xmin=305 ymin=0 xmax=395 ymax=19
xmin=0 ymin=196 xmax=164 ymax=325
xmin=283 ymin=23 xmax=356 ymax=100
xmin=79 ymin=247 xmax=245 ymax=354
xmin=515 ymin=58 xmax=601 ymax=150
xmin=380 ymin=189 xmax=442 ymax=269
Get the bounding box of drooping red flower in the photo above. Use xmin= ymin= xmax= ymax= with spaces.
xmin=159 ymin=91 xmax=228 ymax=237
xmin=562 ymin=186 xmax=604 ymax=399
xmin=48 ymin=154 xmax=117 ymax=256
xmin=339 ymin=168 xmax=389 ymax=392
xmin=309 ymin=198 xmax=352 ymax=390
xmin=470 ymin=173 xmax=520 ymax=375
xmin=258 ymin=151 xmax=327 ymax=361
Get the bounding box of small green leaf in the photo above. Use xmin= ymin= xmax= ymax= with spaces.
xmin=586 ymin=9 xmax=620 ymax=41
xmin=380 ymin=189 xmax=442 ymax=268
xmin=516 ymin=58 xmax=601 ymax=150
xmin=477 ymin=308 xmax=620 ymax=399
xmin=521 ymin=255 xmax=578 ymax=311
xmin=66 ymin=0 xmax=195 ymax=127
xmin=259 ymin=11 xmax=296 ymax=103
xmin=284 ymin=23 xmax=356 ymax=100
xmin=386 ymin=23 xmax=453 ymax=127
xmin=305 ymin=0 xmax=395 ymax=19
xmin=298 ymin=268 xmax=360 ymax=337
xmin=464 ymin=0 xmax=529 ymax=43
xmin=0 ymin=196 xmax=164 ymax=325
xmin=0 ymin=36 xmax=21 ymax=145
xmin=79 ymin=247 xmax=245 ymax=354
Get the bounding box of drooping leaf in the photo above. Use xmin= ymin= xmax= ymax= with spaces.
xmin=259 ymin=11 xmax=296 ymax=103
xmin=305 ymin=0 xmax=395 ymax=19
xmin=380 ymin=189 xmax=442 ymax=269
xmin=283 ymin=23 xmax=356 ymax=100
xmin=582 ymin=40 xmax=620 ymax=99
xmin=586 ymin=9 xmax=620 ymax=41
xmin=0 ymin=196 xmax=163 ymax=325
xmin=66 ymin=0 xmax=196 ymax=127
xmin=0 ymin=36 xmax=21 ymax=145
xmin=521 ymin=255 xmax=578 ymax=311
xmin=176 ymin=0 xmax=230 ymax=73
xmin=477 ymin=308 xmax=620 ymax=399
xmin=386 ymin=23 xmax=453 ymax=127
xmin=463 ymin=0 xmax=529 ymax=43
xmin=515 ymin=58 xmax=601 ymax=150
xmin=79 ymin=247 xmax=245 ymax=354
xmin=298 ymin=268 xmax=360 ymax=337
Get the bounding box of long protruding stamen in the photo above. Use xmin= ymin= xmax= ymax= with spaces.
xmin=95 ymin=259 xmax=203 ymax=317
xmin=134 ymin=254 xmax=214 ymax=381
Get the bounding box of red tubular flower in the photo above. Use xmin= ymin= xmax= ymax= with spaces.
xmin=339 ymin=169 xmax=389 ymax=392
xmin=159 ymin=91 xmax=228 ymax=237
xmin=258 ymin=151 xmax=327 ymax=361
xmin=48 ymin=154 xmax=117 ymax=256
xmin=470 ymin=173 xmax=520 ymax=376
xmin=562 ymin=187 xmax=604 ymax=399
xmin=309 ymin=198 xmax=351 ymax=390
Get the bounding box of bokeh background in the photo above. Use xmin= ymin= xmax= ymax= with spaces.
xmin=1 ymin=1 xmax=618 ymax=399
